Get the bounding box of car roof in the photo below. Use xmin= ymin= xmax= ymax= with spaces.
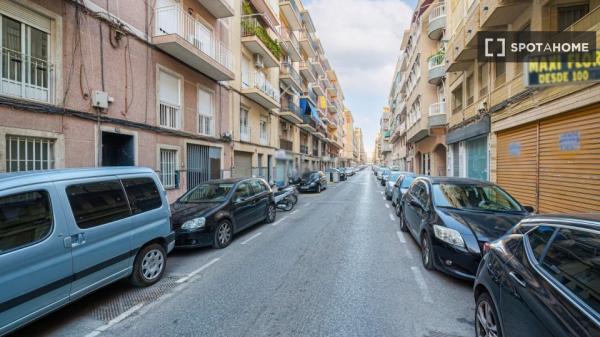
xmin=521 ymin=213 xmax=600 ymax=228
xmin=0 ymin=167 xmax=157 ymax=191
xmin=203 ymin=177 xmax=249 ymax=184
xmin=417 ymin=176 xmax=494 ymax=185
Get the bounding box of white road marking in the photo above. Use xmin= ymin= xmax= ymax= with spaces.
xmin=240 ymin=232 xmax=263 ymax=245
xmin=385 ymin=204 xmax=390 ymax=209
xmin=304 ymin=202 xmax=311 ymax=206
xmin=380 ymin=191 xmax=384 ymax=195
xmin=382 ymin=197 xmax=386 ymax=201
xmin=410 ymin=266 xmax=434 ymax=303
xmin=389 ymin=213 xmax=396 ymax=222
xmin=396 ymin=231 xmax=406 ymax=243
xmin=289 ymin=210 xmax=298 ymax=215
xmin=272 ymin=217 xmax=288 ymax=226
xmin=175 ymin=258 xmax=220 ymax=284
xmin=84 ymin=303 xmax=144 ymax=337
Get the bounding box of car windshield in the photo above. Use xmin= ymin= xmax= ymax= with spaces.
xmin=400 ymin=176 xmax=415 ymax=188
xmin=389 ymin=172 xmax=402 ymax=182
xmin=432 ymin=183 xmax=522 ymax=212
xmin=302 ymin=172 xmax=317 ymax=180
xmin=382 ymin=169 xmax=391 ymax=175
xmin=178 ymin=183 xmax=234 ymax=203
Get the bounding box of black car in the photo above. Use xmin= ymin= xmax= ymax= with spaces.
xmin=474 ymin=214 xmax=600 ymax=337
xmin=170 ymin=178 xmax=276 ymax=249
xmin=391 ymin=173 xmax=417 ymax=215
xmin=298 ymin=171 xmax=328 ymax=193
xmin=400 ymin=177 xmax=532 ymax=280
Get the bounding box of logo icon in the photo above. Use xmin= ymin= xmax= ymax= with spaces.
xmin=484 ymin=37 xmax=506 ymax=57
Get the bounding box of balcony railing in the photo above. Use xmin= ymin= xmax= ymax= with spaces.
xmin=429 ymin=102 xmax=446 ymax=116
xmin=428 ymin=53 xmax=445 ymax=84
xmin=280 ymin=62 xmax=301 ymax=85
xmin=281 ymin=97 xmax=301 ymax=115
xmin=428 ymin=4 xmax=446 ymax=40
xmin=242 ymin=71 xmax=280 ymax=102
xmin=300 ymin=144 xmax=309 ymax=154
xmin=155 ymin=5 xmax=233 ymax=71
xmin=280 ymin=26 xmax=300 ymax=55
xmin=241 ymin=14 xmax=282 ymax=58
xmin=0 ymin=48 xmax=51 ymax=103
xmin=312 ymin=149 xmax=319 ymax=157
xmin=240 ymin=125 xmax=251 ymax=141
xmin=259 ymin=132 xmax=269 ymax=145
xmin=280 ymin=138 xmax=293 ymax=151
xmin=303 ymin=88 xmax=317 ymax=103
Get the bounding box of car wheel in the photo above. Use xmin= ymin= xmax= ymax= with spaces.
xmin=385 ymin=193 xmax=392 ymax=201
xmin=129 ymin=243 xmax=166 ymax=287
xmin=265 ymin=204 xmax=276 ymax=223
xmin=282 ymin=199 xmax=294 ymax=211
xmin=475 ymin=292 xmax=503 ymax=337
xmin=399 ymin=211 xmax=408 ymax=232
xmin=420 ymin=233 xmax=434 ymax=270
xmin=317 ymin=184 xmax=321 ymax=193
xmin=213 ymin=220 xmax=233 ymax=249
xmin=395 ymin=202 xmax=402 ymax=217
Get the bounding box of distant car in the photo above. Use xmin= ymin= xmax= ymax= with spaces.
xmin=380 ymin=169 xmax=393 ymax=186
xmin=171 ymin=178 xmax=276 ymax=249
xmin=400 ymin=177 xmax=532 ymax=280
xmin=298 ymin=171 xmax=328 ymax=193
xmin=474 ymin=214 xmax=600 ymax=337
xmin=392 ymin=173 xmax=417 ymax=215
xmin=325 ymin=168 xmax=345 ymax=181
xmin=384 ymin=171 xmax=404 ymax=200
xmin=376 ymin=167 xmax=388 ymax=180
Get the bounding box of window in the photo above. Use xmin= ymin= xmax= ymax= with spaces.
xmin=240 ymin=108 xmax=250 ymax=141
xmin=159 ymin=149 xmax=177 ymax=189
xmin=179 ymin=182 xmax=234 ymax=203
xmin=0 ymin=190 xmax=52 ymax=253
xmin=452 ymin=85 xmax=463 ymax=114
xmin=159 ymin=70 xmax=181 ymax=129
xmin=527 ymin=225 xmax=556 ymax=261
xmin=234 ymin=182 xmax=253 ymax=199
xmin=539 ymin=228 xmax=600 ymax=313
xmin=558 ymin=5 xmax=589 ymax=31
xmin=259 ymin=118 xmax=268 ymax=145
xmin=249 ymin=180 xmax=266 ymax=195
xmin=466 ymin=74 xmax=474 ymax=106
xmin=495 ymin=62 xmax=506 ymax=87
xmin=432 ymin=183 xmax=522 ymax=212
xmin=1 ymin=15 xmax=50 ymax=102
xmin=66 ymin=181 xmax=130 ymax=229
xmin=6 ymin=135 xmax=55 ymax=172
xmin=198 ymin=88 xmax=214 ymax=136
xmin=122 ymin=178 xmax=162 ymax=214
xmin=478 ymin=63 xmax=488 ymax=97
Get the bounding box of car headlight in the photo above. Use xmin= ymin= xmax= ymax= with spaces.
xmin=181 ymin=217 xmax=206 ymax=230
xmin=309 ymin=182 xmax=316 ymax=187
xmin=433 ymin=225 xmax=465 ymax=248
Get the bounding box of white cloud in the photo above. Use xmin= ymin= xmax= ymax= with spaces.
xmin=305 ymin=0 xmax=413 ymax=154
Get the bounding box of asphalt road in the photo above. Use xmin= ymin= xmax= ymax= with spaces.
xmin=11 ymin=170 xmax=475 ymax=337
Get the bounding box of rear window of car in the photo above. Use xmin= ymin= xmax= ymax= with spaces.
xmin=0 ymin=190 xmax=52 ymax=254
xmin=122 ymin=178 xmax=162 ymax=214
xmin=66 ymin=180 xmax=131 ymax=229
xmin=537 ymin=228 xmax=600 ymax=313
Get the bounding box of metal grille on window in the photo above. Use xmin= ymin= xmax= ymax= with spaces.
xmin=198 ymin=89 xmax=213 ymax=136
xmin=6 ymin=135 xmax=55 ymax=172
xmin=159 ymin=70 xmax=180 ymax=129
xmin=160 ymin=149 xmax=177 ymax=188
xmin=159 ymin=102 xmax=180 ymax=129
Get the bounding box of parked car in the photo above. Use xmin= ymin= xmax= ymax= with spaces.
xmin=380 ymin=169 xmax=393 ymax=186
xmin=325 ymin=168 xmax=345 ymax=181
xmin=372 ymin=165 xmax=379 ymax=175
xmin=392 ymin=173 xmax=417 ymax=215
xmin=400 ymin=177 xmax=532 ymax=280
xmin=376 ymin=167 xmax=388 ymax=180
xmin=0 ymin=167 xmax=174 ymax=336
xmin=384 ymin=171 xmax=404 ymax=200
xmin=298 ymin=171 xmax=328 ymax=193
xmin=171 ymin=178 xmax=276 ymax=249
xmin=474 ymin=214 xmax=600 ymax=337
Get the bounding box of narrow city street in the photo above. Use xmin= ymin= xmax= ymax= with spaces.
xmin=12 ymin=170 xmax=474 ymax=337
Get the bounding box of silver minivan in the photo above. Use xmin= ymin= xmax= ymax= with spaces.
xmin=0 ymin=167 xmax=174 ymax=335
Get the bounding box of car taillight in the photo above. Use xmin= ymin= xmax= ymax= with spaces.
xmin=482 ymin=242 xmax=491 ymax=254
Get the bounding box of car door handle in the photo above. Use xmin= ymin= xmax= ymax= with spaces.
xmin=70 ymin=233 xmax=86 ymax=247
xmin=509 ymin=271 xmax=526 ymax=288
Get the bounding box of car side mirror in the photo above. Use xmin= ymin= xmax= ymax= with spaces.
xmin=523 ymin=205 xmax=535 ymax=213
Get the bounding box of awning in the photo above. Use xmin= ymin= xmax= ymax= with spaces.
xmin=300 ymin=98 xmax=325 ymax=128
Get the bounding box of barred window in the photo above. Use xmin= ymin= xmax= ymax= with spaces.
xmin=160 ymin=149 xmax=177 ymax=189
xmin=6 ymin=135 xmax=55 ymax=172
xmin=158 ymin=70 xmax=181 ymax=129
xmin=198 ymin=88 xmax=214 ymax=136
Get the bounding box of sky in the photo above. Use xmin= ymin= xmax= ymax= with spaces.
xmin=303 ymin=0 xmax=416 ymax=159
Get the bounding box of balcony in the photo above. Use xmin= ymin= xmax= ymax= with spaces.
xmin=241 ymin=14 xmax=281 ymax=68
xmin=299 ymin=61 xmax=317 ymax=83
xmin=242 ymin=71 xmax=280 ymax=109
xmin=427 ymin=53 xmax=445 ymax=84
xmin=312 ymin=148 xmax=319 ymax=157
xmin=390 ymin=122 xmax=406 ymax=142
xmin=427 ymin=4 xmax=446 ymax=40
xmin=465 ymin=4 xmax=480 ymax=48
xmin=279 ymin=97 xmax=303 ymax=124
xmin=428 ymin=102 xmax=447 ymax=128
xmin=280 ymin=138 xmax=293 ymax=151
xmin=299 ymin=30 xmax=316 ymax=58
xmin=480 ymin=0 xmax=531 ymax=28
xmin=300 ymin=144 xmax=309 ymax=155
xmin=311 ymin=57 xmax=325 ymax=77
xmin=327 ymin=84 xmax=337 ymax=98
xmin=154 ymin=5 xmax=234 ymax=81
xmin=279 ymin=0 xmax=302 ymax=30
xmin=280 ymin=62 xmax=302 ymax=92
xmin=299 ymin=114 xmax=317 ymax=133
xmin=0 ymin=48 xmax=51 ymax=103
xmin=313 ymin=76 xmax=326 ymax=96
xmin=197 ymin=0 xmax=234 ymax=18
xmin=240 ymin=125 xmax=251 ymax=142
xmin=327 ymin=100 xmax=338 ymax=114
xmin=259 ymin=132 xmax=269 ymax=145
xmin=446 ymin=25 xmax=473 ymax=72
xmin=280 ymin=27 xmax=301 ymax=62
xmin=302 ymin=88 xmax=318 ymax=106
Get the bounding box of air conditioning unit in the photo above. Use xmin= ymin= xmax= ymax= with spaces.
xmin=254 ymin=54 xmax=264 ymax=69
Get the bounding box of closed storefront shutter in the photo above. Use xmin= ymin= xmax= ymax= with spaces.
xmin=496 ymin=123 xmax=538 ymax=208
xmin=234 ymin=151 xmax=253 ymax=178
xmin=466 ymin=136 xmax=488 ymax=180
xmin=538 ymin=105 xmax=600 ymax=213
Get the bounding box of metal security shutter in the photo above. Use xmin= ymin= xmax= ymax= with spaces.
xmin=234 ymin=151 xmax=252 ymax=178
xmin=496 ymin=123 xmax=538 ymax=208
xmin=187 ymin=144 xmax=210 ymax=190
xmin=0 ymin=2 xmax=51 ymax=33
xmin=538 ymin=105 xmax=600 ymax=213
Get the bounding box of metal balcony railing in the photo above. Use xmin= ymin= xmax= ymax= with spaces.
xmin=429 ymin=102 xmax=446 ymax=116
xmin=280 ymin=62 xmax=301 ymax=84
xmin=240 ymin=125 xmax=251 ymax=141
xmin=155 ymin=5 xmax=233 ymax=71
xmin=242 ymin=71 xmax=280 ymax=102
xmin=300 ymin=144 xmax=309 ymax=154
xmin=429 ymin=4 xmax=446 ymax=22
xmin=0 ymin=48 xmax=51 ymax=102
xmin=280 ymin=138 xmax=293 ymax=151
xmin=280 ymin=26 xmax=300 ymax=53
xmin=241 ymin=14 xmax=281 ymax=58
xmin=280 ymin=0 xmax=302 ymax=23
xmin=303 ymin=88 xmax=317 ymax=103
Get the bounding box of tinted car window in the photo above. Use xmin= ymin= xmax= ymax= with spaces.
xmin=234 ymin=182 xmax=253 ymax=199
xmin=0 ymin=190 xmax=52 ymax=253
xmin=249 ymin=180 xmax=265 ymax=195
xmin=540 ymin=228 xmax=600 ymax=313
xmin=400 ymin=176 xmax=415 ymax=189
xmin=179 ymin=183 xmax=234 ymax=203
xmin=415 ymin=182 xmax=429 ymax=206
xmin=432 ymin=183 xmax=521 ymax=212
xmin=527 ymin=225 xmax=557 ymax=261
xmin=122 ymin=178 xmax=162 ymax=214
xmin=67 ymin=180 xmax=131 ymax=229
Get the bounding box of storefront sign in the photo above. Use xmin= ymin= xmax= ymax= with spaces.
xmin=525 ymin=50 xmax=600 ymax=87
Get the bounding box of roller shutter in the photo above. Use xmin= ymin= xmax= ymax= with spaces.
xmin=234 ymin=151 xmax=252 ymax=178
xmin=496 ymin=122 xmax=538 ymax=209
xmin=538 ymin=105 xmax=600 ymax=213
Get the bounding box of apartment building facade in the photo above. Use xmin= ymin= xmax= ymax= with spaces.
xmin=0 ymin=0 xmax=352 ymax=197
xmin=379 ymin=106 xmax=392 ymax=166
xmin=446 ymin=0 xmax=600 ymax=213
xmin=353 ymin=127 xmax=366 ymax=164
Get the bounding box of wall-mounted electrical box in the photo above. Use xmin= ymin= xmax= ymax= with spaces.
xmin=92 ymin=90 xmax=109 ymax=109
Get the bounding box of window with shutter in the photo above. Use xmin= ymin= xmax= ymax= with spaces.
xmin=198 ymin=88 xmax=214 ymax=136
xmin=159 ymin=70 xmax=181 ymax=129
